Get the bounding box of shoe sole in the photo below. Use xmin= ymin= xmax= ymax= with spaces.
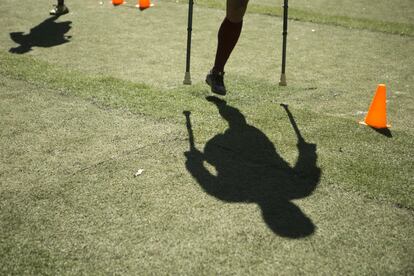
xmin=50 ymin=9 xmax=69 ymax=16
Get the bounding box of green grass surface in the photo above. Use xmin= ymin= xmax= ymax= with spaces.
xmin=1 ymin=0 xmax=414 ymax=274
xmin=253 ymin=0 xmax=414 ymax=25
xmin=184 ymin=0 xmax=414 ymax=35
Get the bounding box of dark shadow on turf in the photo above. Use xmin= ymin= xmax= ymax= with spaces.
xmin=371 ymin=127 xmax=392 ymax=138
xmin=9 ymin=15 xmax=72 ymax=54
xmin=184 ymin=97 xmax=321 ymax=238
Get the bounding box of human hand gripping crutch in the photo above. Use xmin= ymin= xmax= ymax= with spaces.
xmin=183 ymin=0 xmax=194 ymax=85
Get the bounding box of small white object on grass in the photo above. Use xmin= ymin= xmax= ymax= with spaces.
xmin=134 ymin=169 xmax=144 ymax=177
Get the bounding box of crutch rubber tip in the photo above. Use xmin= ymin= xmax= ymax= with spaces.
xmin=279 ymin=73 xmax=287 ymax=86
xmin=183 ymin=72 xmax=192 ymax=85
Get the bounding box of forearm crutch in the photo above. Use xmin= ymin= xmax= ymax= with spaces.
xmin=183 ymin=0 xmax=194 ymax=85
xmin=279 ymin=0 xmax=288 ymax=86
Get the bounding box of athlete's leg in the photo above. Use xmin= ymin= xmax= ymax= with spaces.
xmin=206 ymin=0 xmax=249 ymax=95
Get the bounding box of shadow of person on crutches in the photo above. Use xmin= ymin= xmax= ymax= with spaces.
xmin=184 ymin=97 xmax=320 ymax=238
xmin=9 ymin=15 xmax=72 ymax=54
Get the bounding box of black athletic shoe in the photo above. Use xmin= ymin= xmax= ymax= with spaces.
xmin=206 ymin=70 xmax=226 ymax=96
xmin=50 ymin=5 xmax=69 ymax=16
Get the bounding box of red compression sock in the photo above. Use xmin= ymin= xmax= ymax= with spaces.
xmin=213 ymin=18 xmax=243 ymax=72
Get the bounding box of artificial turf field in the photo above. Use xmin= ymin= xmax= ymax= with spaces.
xmin=0 ymin=0 xmax=413 ymax=274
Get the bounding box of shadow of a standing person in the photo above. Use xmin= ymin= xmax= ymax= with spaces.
xmin=184 ymin=96 xmax=321 ymax=238
xmin=9 ymin=15 xmax=72 ymax=54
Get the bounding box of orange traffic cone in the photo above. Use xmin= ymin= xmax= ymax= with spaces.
xmin=138 ymin=0 xmax=151 ymax=10
xmin=360 ymin=84 xmax=390 ymax=129
xmin=112 ymin=0 xmax=124 ymax=5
